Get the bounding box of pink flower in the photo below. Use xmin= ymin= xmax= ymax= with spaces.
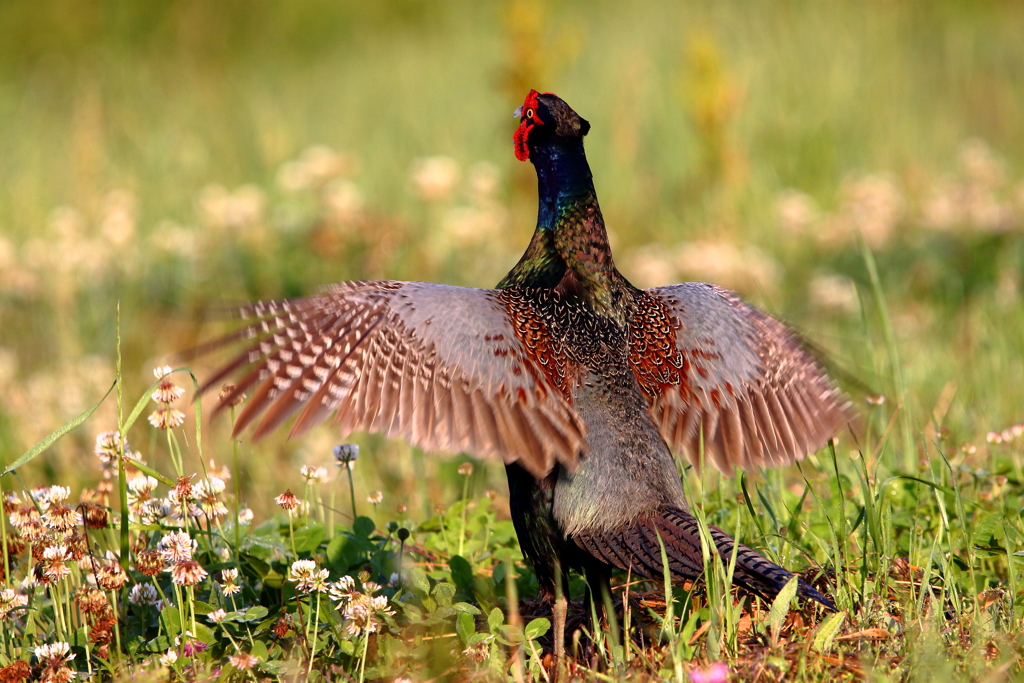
xmin=689 ymin=662 xmax=729 ymax=683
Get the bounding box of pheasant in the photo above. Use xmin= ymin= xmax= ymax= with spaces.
xmin=203 ymin=90 xmax=850 ymax=660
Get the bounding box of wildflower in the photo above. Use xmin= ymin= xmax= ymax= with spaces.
xmin=193 ymin=477 xmax=228 ymax=520
xmin=866 ymin=394 xmax=886 ymax=406
xmin=75 ymin=586 xmax=109 ymax=615
xmin=343 ymin=596 xmax=373 ymax=636
xmin=175 ymin=631 xmax=210 ymax=657
xmin=35 ymin=642 xmax=75 ymax=683
xmin=396 ymin=504 xmax=407 ymax=514
xmin=275 ymin=490 xmax=299 ymax=511
xmin=128 ymin=475 xmax=159 ymax=499
xmin=151 ymin=374 xmax=185 ymax=404
xmin=137 ymin=499 xmax=171 ymax=525
xmin=159 ymin=649 xmax=178 ymax=667
xmin=207 ymin=609 xmax=228 ymax=624
xmin=342 ymin=592 xmax=394 ymax=637
xmin=194 ymin=477 xmax=225 ymax=497
xmin=65 ymin=533 xmax=87 ymax=561
xmin=165 ymin=488 xmax=200 ymax=520
xmin=88 ymin=613 xmax=118 ymax=660
xmin=95 ymin=562 xmax=128 ymax=591
xmin=158 ymin=531 xmax=196 ymax=564
xmin=238 ymin=508 xmax=254 ymax=524
xmin=170 ymin=560 xmax=208 ymax=586
xmin=9 ymin=504 xmax=40 ymax=530
xmin=219 ymin=568 xmax=242 ymax=596
xmin=207 ymin=461 xmax=232 ymax=480
xmin=2 ymin=492 xmax=19 ymax=515
xmin=148 ymin=406 xmax=186 ymax=430
xmin=271 ymin=615 xmax=292 ymax=638
xmin=42 ymin=504 xmax=81 ymax=533
xmin=229 ymin=652 xmax=259 ymax=671
xmin=3 ymin=529 xmax=25 ymax=555
xmin=463 ymin=640 xmax=490 ymax=663
xmin=458 ymin=462 xmax=474 ymax=477
xmin=82 ymin=504 xmax=109 ymax=529
xmin=218 ymin=383 xmax=246 ymax=407
xmin=128 ymin=583 xmax=159 ymax=606
xmin=152 ymin=365 xmax=173 ymax=381
xmin=40 ymin=545 xmax=73 ymax=582
xmin=367 ymin=491 xmax=383 ymax=505
xmin=94 ymin=430 xmax=125 ymax=476
xmin=0 ymin=660 xmax=30 ymax=683
xmin=289 ymin=560 xmax=329 ymax=593
xmin=300 ymin=465 xmax=328 ymax=482
xmin=33 ymin=486 xmax=70 ymax=510
xmin=48 ymin=486 xmax=71 ymax=505
xmin=333 ymin=444 xmax=359 ymax=468
xmin=689 ymin=662 xmax=729 ymax=683
xmin=0 ymin=588 xmax=28 ymax=619
xmin=328 ymin=575 xmax=356 ymax=602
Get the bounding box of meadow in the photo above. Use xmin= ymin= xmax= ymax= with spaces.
xmin=1 ymin=1 xmax=1023 ymax=680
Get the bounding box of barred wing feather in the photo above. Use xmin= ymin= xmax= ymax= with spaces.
xmin=629 ymin=282 xmax=850 ymax=473
xmin=206 ymin=281 xmax=585 ymax=478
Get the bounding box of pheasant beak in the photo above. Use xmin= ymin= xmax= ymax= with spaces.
xmin=513 ymin=106 xmax=523 ymax=118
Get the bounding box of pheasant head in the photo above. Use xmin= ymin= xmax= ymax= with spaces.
xmin=513 ymin=90 xmax=591 ymax=161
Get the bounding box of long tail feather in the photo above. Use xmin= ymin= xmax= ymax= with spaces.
xmin=573 ymin=507 xmax=835 ymax=611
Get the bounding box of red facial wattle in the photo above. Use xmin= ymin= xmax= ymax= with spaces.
xmin=513 ymin=90 xmax=546 ymax=161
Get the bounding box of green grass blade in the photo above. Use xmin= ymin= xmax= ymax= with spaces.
xmin=3 ymin=380 xmax=117 ymax=474
xmin=811 ymin=610 xmax=846 ymax=653
xmin=768 ymin=576 xmax=799 ymax=646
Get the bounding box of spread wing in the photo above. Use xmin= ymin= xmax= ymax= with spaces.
xmin=203 ymin=281 xmax=585 ymax=478
xmin=629 ymin=283 xmax=851 ymax=473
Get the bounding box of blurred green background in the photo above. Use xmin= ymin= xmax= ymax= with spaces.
xmin=1 ymin=0 xmax=1022 ymax=518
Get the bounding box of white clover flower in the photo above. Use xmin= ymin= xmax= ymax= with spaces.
xmin=128 ymin=475 xmax=159 ymax=497
xmin=35 ymin=640 xmax=74 ymax=663
xmin=153 ymin=366 xmax=174 ymax=380
xmin=158 ymin=531 xmax=197 ymax=564
xmin=300 ymin=465 xmax=329 ymax=482
xmin=128 ymin=583 xmax=160 ymax=606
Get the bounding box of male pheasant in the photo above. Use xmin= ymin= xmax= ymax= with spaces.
xmin=204 ymin=91 xmax=850 ymax=658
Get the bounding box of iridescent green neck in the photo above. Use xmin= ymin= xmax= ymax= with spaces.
xmin=499 ymin=139 xmax=634 ymax=320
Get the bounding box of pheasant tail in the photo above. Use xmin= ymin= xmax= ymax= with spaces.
xmin=574 ymin=508 xmax=834 ymax=610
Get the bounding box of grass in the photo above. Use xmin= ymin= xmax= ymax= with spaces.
xmin=1 ymin=1 xmax=1023 ymax=680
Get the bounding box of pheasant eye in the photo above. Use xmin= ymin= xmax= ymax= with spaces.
xmin=526 ymin=108 xmax=534 ymax=119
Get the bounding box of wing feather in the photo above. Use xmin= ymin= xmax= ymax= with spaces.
xmin=203 ymin=281 xmax=586 ymax=477
xmin=630 ymin=283 xmax=850 ymax=472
